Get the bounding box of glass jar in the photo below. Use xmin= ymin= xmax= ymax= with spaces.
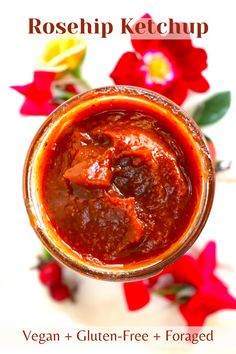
xmin=23 ymin=86 xmax=215 ymax=281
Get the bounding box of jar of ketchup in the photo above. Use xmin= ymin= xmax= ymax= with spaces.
xmin=23 ymin=86 xmax=215 ymax=281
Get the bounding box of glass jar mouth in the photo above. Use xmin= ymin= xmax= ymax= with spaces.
xmin=23 ymin=85 xmax=215 ymax=281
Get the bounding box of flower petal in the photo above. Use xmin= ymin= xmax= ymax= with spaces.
xmin=11 ymin=83 xmax=34 ymax=96
xmin=123 ymin=281 xmax=150 ymax=311
xmin=20 ymin=99 xmax=57 ymax=116
xmin=39 ymin=37 xmax=87 ymax=72
xmin=155 ymin=254 xmax=203 ymax=289
xmin=130 ymin=14 xmax=162 ymax=56
xmin=110 ymin=52 xmax=145 ymax=86
xmin=186 ymin=74 xmax=210 ymax=93
xmin=180 ymin=48 xmax=208 ymax=77
xmin=11 ymin=71 xmax=57 ymax=116
xmin=164 ymin=78 xmax=188 ymax=105
xmin=170 ymin=254 xmax=203 ymax=287
xmin=131 ymin=18 xmax=193 ymax=57
xmin=33 ymin=71 xmax=57 ymax=96
xmin=202 ymin=276 xmax=236 ymax=311
xmin=198 ymin=241 xmax=216 ymax=279
xmin=180 ymin=275 xmax=236 ymax=327
xmin=161 ymin=35 xmax=192 ymax=55
xmin=180 ymin=293 xmax=208 ymax=326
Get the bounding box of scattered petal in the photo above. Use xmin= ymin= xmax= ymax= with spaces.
xmin=123 ymin=281 xmax=150 ymax=311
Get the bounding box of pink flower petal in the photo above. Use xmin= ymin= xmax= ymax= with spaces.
xmin=180 ymin=293 xmax=209 ymax=326
xmin=11 ymin=71 xmax=57 ymax=116
xmin=201 ymin=276 xmax=236 ymax=311
xmin=198 ymin=241 xmax=216 ymax=279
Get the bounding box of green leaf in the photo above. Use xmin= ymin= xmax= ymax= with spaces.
xmin=152 ymin=284 xmax=186 ymax=296
xmin=71 ymin=65 xmax=82 ymax=79
xmin=193 ymin=91 xmax=231 ymax=126
xmin=70 ymin=65 xmax=91 ymax=89
xmin=42 ymin=248 xmax=53 ymax=261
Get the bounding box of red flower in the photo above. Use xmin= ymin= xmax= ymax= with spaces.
xmin=11 ymin=71 xmax=58 ymax=116
xmin=110 ymin=14 xmax=209 ymax=105
xmin=123 ymin=242 xmax=236 ymax=327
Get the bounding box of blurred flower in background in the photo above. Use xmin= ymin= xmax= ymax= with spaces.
xmin=11 ymin=36 xmax=89 ymax=116
xmin=11 ymin=71 xmax=58 ymax=115
xmin=38 ymin=36 xmax=87 ymax=73
xmin=109 ymin=13 xmax=231 ymax=170
xmin=110 ymin=14 xmax=209 ymax=105
xmin=124 ymin=242 xmax=236 ymax=327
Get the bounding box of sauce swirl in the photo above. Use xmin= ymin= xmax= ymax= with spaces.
xmin=41 ymin=109 xmax=198 ymax=264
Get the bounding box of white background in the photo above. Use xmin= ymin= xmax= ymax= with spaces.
xmin=0 ymin=0 xmax=236 ymax=353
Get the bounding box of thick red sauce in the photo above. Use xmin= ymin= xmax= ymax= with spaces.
xmin=41 ymin=108 xmax=200 ymax=264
